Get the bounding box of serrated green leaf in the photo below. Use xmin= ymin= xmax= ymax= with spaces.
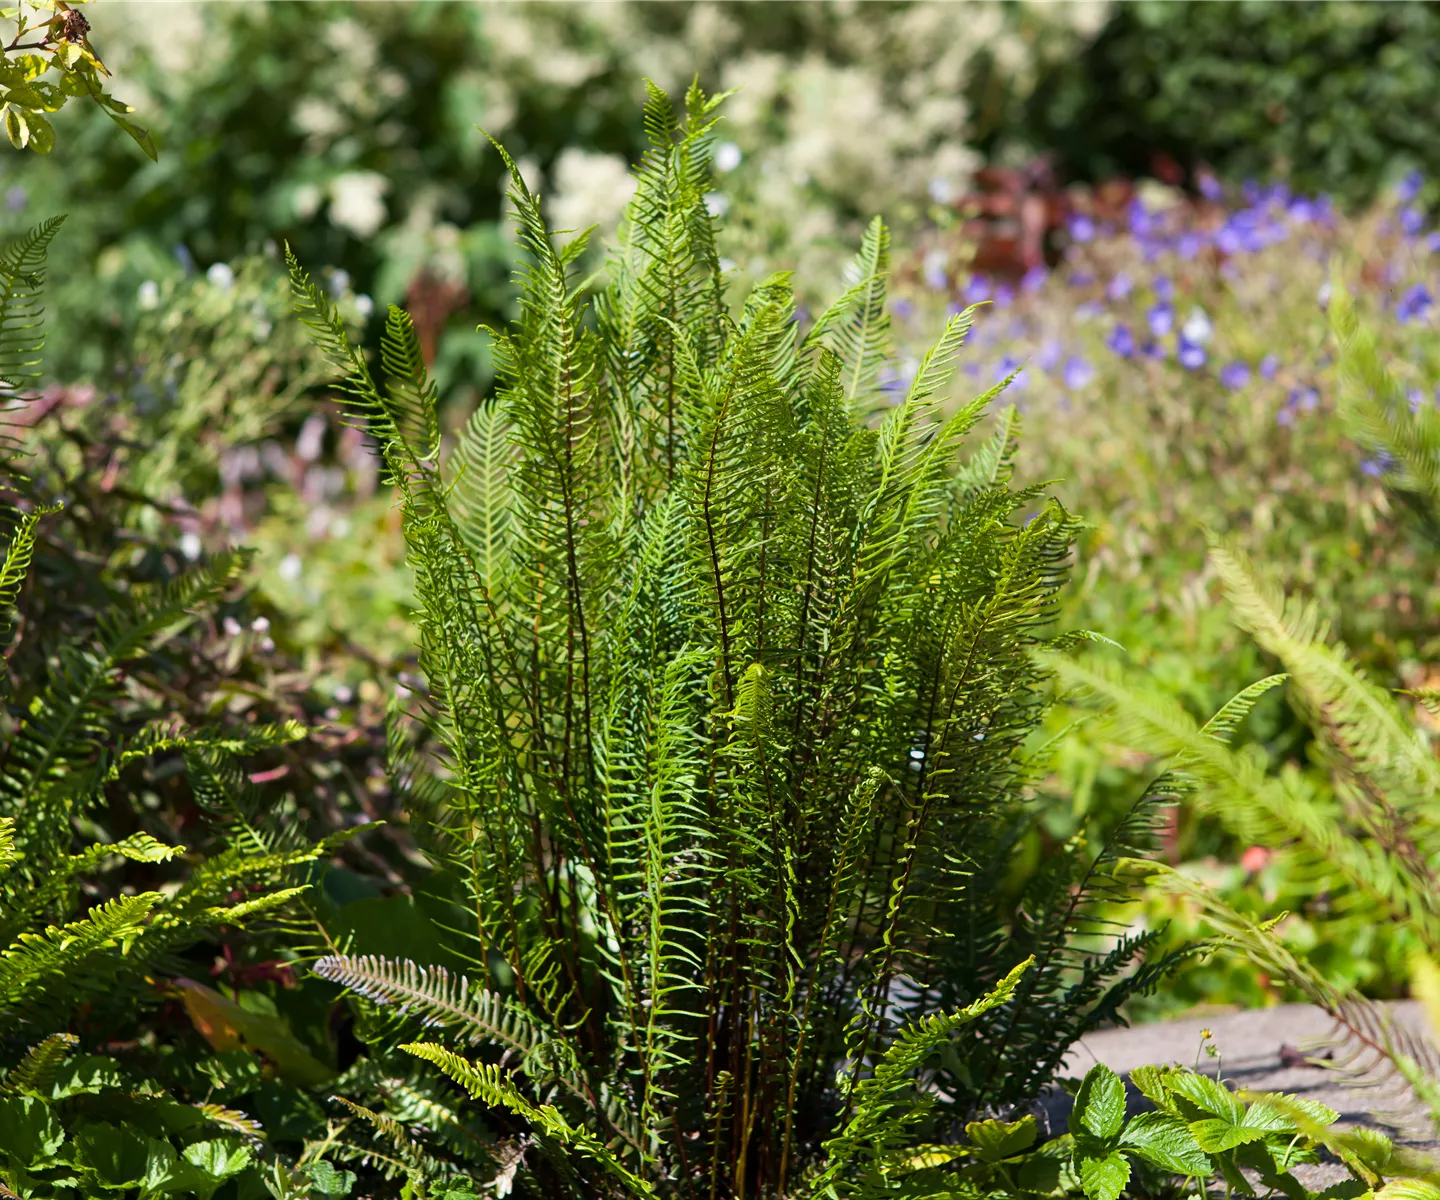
xmin=1070 ymin=1063 xmax=1127 ymax=1141
xmin=72 ymin=1122 xmax=177 ymax=1189
xmin=1191 ymin=1118 xmax=1270 ymax=1154
xmin=1076 ymin=1149 xmax=1130 ymax=1200
xmin=1118 ymin=1111 xmax=1212 ymax=1176
xmin=0 ymin=1094 xmax=63 ymax=1164
xmin=307 ymin=1160 xmax=357 ymax=1197
xmin=967 ymin=1114 xmax=1038 ymax=1162
xmin=1168 ymin=1070 xmax=1244 ymax=1122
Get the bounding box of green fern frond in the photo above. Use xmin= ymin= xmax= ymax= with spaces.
xmin=402 ymin=1042 xmax=656 ymax=1197
xmin=0 ymin=215 xmax=63 ymax=391
xmin=2 ymin=1031 xmax=76 ymax=1095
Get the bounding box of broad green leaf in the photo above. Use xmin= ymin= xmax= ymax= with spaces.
xmin=55 ymin=41 xmax=81 ymax=69
xmin=1076 ymin=1149 xmax=1130 ymax=1200
xmin=182 ymin=1139 xmax=252 ymax=1178
xmin=1168 ymin=1070 xmax=1244 ymax=1122
xmin=308 ymin=1161 xmax=357 ymax=1197
xmin=0 ymin=1095 xmax=63 ymax=1164
xmin=25 ymin=111 xmax=51 ymax=154
xmin=1070 ymin=1063 xmax=1127 ymax=1141
xmin=1118 ymin=1111 xmax=1212 ymax=1176
xmin=1017 ymin=1152 xmax=1064 ymax=1194
xmin=967 ymin=1114 xmax=1038 ymax=1162
xmin=107 ymin=111 xmax=157 ymax=161
xmin=1190 ymin=1118 xmax=1270 ymax=1154
xmin=1239 ymin=1100 xmax=1294 ymax=1135
xmin=171 ymin=979 xmax=335 ymax=1087
xmin=4 ymin=106 xmax=27 ymax=149
xmin=72 ymin=1122 xmax=177 ymax=1189
xmin=1129 ymin=1064 xmax=1178 ymax=1114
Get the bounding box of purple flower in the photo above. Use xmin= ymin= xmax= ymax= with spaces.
xmin=1106 ymin=323 xmax=1137 ymax=359
xmin=891 ymin=297 xmax=915 ymax=320
xmin=1409 ymin=388 xmax=1425 ymax=413
xmin=1398 ymin=170 xmax=1425 ymax=204
xmin=1177 ymin=337 xmax=1207 ymax=370
xmin=1147 ymin=303 xmax=1174 ymax=337
xmin=1020 ymin=265 xmax=1048 ymax=293
xmin=1062 ymin=355 xmax=1095 ymax=389
xmin=1397 ymin=283 xmax=1434 ymax=324
xmin=1197 ymin=170 xmax=1224 ymax=202
xmin=1176 ymin=233 xmax=1204 ymax=260
xmin=1219 ymin=361 xmax=1250 ymax=390
xmin=1361 ymin=457 xmax=1387 ymax=478
xmin=1276 ymin=406 xmax=1295 ymax=427
xmin=1128 ymin=198 xmax=1155 ymax=237
xmin=1289 ymin=386 xmax=1319 ymax=412
xmin=994 ymin=355 xmax=1024 ymax=386
xmin=1143 ymin=340 xmax=1167 ymax=360
xmin=1259 ymin=354 xmax=1280 ymax=380
xmin=1153 ymin=277 xmax=1174 ymax=301
xmin=993 ymin=283 xmax=1015 ymax=309
xmin=1428 ymin=233 xmax=1440 ymax=254
xmin=1288 ymin=197 xmax=1317 ymax=224
xmin=1107 ymin=272 xmax=1133 ymax=301
xmin=1402 ymin=206 xmax=1427 ymax=237
xmin=1243 ymin=179 xmax=1261 ymax=205
xmin=1069 ymin=213 xmax=1096 ymax=243
xmin=1069 ymin=271 xmax=1095 ymax=288
xmin=962 ymin=276 xmax=991 ymax=305
xmin=1038 ymin=339 xmax=1063 ymax=372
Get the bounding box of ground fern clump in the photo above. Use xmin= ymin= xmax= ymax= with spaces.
xmin=292 ymin=83 xmax=1181 ymax=1199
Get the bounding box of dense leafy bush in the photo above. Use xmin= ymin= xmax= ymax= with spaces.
xmin=987 ymin=1 xmax=1440 ymax=203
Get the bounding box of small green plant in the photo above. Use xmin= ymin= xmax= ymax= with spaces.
xmin=935 ymin=1058 xmax=1437 ymax=1200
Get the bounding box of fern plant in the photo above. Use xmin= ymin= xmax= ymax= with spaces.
xmin=0 ymin=217 xmax=370 ymax=1196
xmin=291 ymin=83 xmax=1182 ymax=1198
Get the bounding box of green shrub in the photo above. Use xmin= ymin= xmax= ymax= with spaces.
xmin=988 ymin=0 xmax=1440 ymax=203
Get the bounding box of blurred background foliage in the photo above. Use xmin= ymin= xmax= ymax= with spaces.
xmin=18 ymin=0 xmax=1440 ymax=1024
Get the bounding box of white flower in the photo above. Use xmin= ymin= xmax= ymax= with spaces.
xmin=137 ymin=280 xmax=160 ymax=310
xmin=277 ymin=554 xmax=302 ymax=583
xmin=180 ymin=532 xmax=202 ymax=561
xmin=329 ymin=171 xmax=389 ymax=238
xmin=703 ymin=192 xmax=730 ymax=219
xmin=354 ymin=294 xmax=374 ymax=319
xmin=1181 ymin=307 xmax=1214 ymax=346
xmin=223 ymin=616 xmax=243 ymax=638
xmin=714 ymin=141 xmax=742 ymax=173
xmin=293 ymin=183 xmax=323 ymax=221
xmin=547 ymin=149 xmax=636 ymax=236
xmin=206 ymin=261 xmax=234 ymax=291
xmin=251 ymin=616 xmax=271 ymax=634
